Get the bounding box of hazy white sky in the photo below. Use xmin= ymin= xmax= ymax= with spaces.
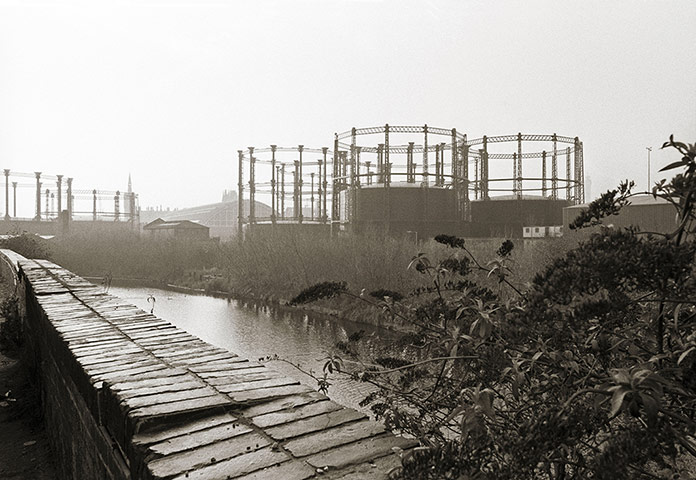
xmin=1 ymin=0 xmax=695 ymax=213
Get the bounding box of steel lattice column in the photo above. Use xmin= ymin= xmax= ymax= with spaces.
xmin=462 ymin=144 xmax=470 ymax=220
xmin=237 ymin=150 xmax=244 ymax=241
xmin=56 ymin=175 xmax=63 ymax=215
xmin=298 ymin=145 xmax=304 ymax=223
xmin=350 ymin=128 xmax=357 ymax=189
xmin=542 ymin=151 xmax=547 ymax=197
xmin=574 ymin=137 xmax=582 ymax=204
xmin=310 ymin=172 xmax=315 ymax=220
xmin=270 ymin=145 xmax=277 ymax=223
xmin=356 ymin=147 xmax=362 ymax=186
xmin=248 ymin=147 xmax=255 ymax=224
xmin=384 ymin=124 xmax=390 ymax=184
xmin=407 ymin=143 xmax=414 ymax=183
xmin=92 ymin=190 xmax=97 ymax=221
xmin=293 ymin=161 xmax=299 ymax=220
xmin=114 ymin=191 xmax=120 ymax=221
xmin=435 ymin=144 xmax=441 ymax=186
xmin=579 ymin=141 xmax=585 ymax=203
xmin=275 ymin=166 xmax=281 ymax=218
xmin=513 ymin=153 xmax=518 ymax=197
xmin=322 ymin=147 xmax=328 ymax=223
xmin=423 ymin=125 xmax=429 ymax=186
xmin=317 ymin=159 xmax=322 ymax=221
xmin=451 ymin=129 xmax=458 ymax=180
xmin=566 ymin=147 xmax=572 ymax=201
xmin=474 ymin=153 xmax=479 ymax=199
xmin=281 ymin=164 xmax=286 ymax=219
xmin=482 ymin=135 xmax=489 ymax=199
xmin=517 ymin=132 xmax=523 ymax=195
xmin=3 ymin=169 xmax=9 ymax=220
xmin=332 ymin=134 xmax=339 ymax=221
xmin=34 ymin=172 xmax=41 ymax=220
xmin=66 ymin=178 xmax=72 ymax=219
xmin=377 ymin=144 xmax=384 ymax=184
xmin=552 ymin=134 xmax=558 ymax=200
xmin=12 ymin=182 xmax=16 ymax=218
xmin=350 ymin=136 xmax=356 ymax=192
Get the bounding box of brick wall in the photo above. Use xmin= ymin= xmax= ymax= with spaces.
xmin=1 ymin=250 xmax=414 ymax=480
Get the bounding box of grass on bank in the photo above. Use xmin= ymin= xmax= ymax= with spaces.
xmin=42 ymin=228 xmax=585 ymax=302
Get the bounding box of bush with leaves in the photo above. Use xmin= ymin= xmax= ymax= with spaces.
xmin=292 ymin=136 xmax=696 ymax=479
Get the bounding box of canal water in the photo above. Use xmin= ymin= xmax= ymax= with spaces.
xmin=109 ymin=286 xmax=385 ymax=412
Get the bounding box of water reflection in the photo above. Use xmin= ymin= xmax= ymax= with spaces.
xmin=109 ymin=286 xmax=388 ymax=411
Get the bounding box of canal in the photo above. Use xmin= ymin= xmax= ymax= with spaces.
xmin=110 ymin=286 xmax=386 ymax=413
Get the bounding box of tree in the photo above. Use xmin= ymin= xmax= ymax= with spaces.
xmin=292 ymin=136 xmax=696 ymax=479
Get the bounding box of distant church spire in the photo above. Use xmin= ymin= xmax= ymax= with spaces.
xmin=128 ymin=173 xmax=132 ymax=194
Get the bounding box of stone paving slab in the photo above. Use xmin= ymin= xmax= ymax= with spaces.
xmin=13 ymin=254 xmax=418 ymax=479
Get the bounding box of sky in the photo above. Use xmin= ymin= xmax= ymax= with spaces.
xmin=0 ymin=0 xmax=695 ymax=215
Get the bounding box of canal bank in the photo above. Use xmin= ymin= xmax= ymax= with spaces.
xmin=108 ymin=285 xmax=396 ymax=414
xmin=84 ymin=275 xmax=410 ymax=333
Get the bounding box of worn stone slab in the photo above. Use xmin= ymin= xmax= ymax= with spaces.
xmin=149 ymin=345 xmax=217 ymax=359
xmin=204 ymin=371 xmax=282 ymax=386
xmin=132 ymin=413 xmax=239 ymax=446
xmin=169 ymin=447 xmax=290 ymax=480
xmin=233 ymin=461 xmax=316 ymax=480
xmin=324 ymin=453 xmax=403 ymax=479
xmin=71 ymin=338 xmax=134 ymax=352
xmin=87 ymin=359 xmax=162 ymax=376
xmin=170 ymin=352 xmax=240 ymax=366
xmin=126 ymin=328 xmax=182 ymax=341
xmin=252 ymin=399 xmax=342 ymax=428
xmin=119 ymin=321 xmax=173 ymax=332
xmin=108 ymin=371 xmax=193 ymax=392
xmin=95 ymin=364 xmax=171 ymax=383
xmin=284 ymin=419 xmax=386 ymax=457
xmin=305 ymin=434 xmax=417 ymax=470
xmin=201 ymin=368 xmax=269 ymax=381
xmin=239 ymin=392 xmax=327 ymax=418
xmin=72 ymin=342 xmax=141 ymax=357
xmin=161 ymin=348 xmax=230 ymax=362
xmin=265 ymin=408 xmax=366 ymax=441
xmin=135 ymin=333 xmax=197 ymax=345
xmin=117 ymin=380 xmax=206 ymax=400
xmin=216 ymin=377 xmax=300 ymax=394
xmin=78 ymin=351 xmax=149 ymax=367
xmin=123 ymin=387 xmax=221 ymax=410
xmin=66 ymin=333 xmax=124 ymax=345
xmin=148 ymin=421 xmax=253 ymax=456
xmin=187 ymin=358 xmax=251 ymax=372
xmin=226 ymin=384 xmax=315 ymax=405
xmin=127 ymin=328 xmax=186 ymax=340
xmin=130 ymin=395 xmax=232 ymax=421
xmin=148 ymin=431 xmax=271 ymax=479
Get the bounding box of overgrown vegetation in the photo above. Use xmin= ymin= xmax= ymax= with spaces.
xmin=291 ymin=136 xmax=696 ymax=479
xmin=0 ymin=232 xmax=51 ymax=260
xmin=50 ymin=231 xmax=220 ymax=282
xmin=0 ymin=296 xmax=22 ymax=352
xmin=43 ymin=223 xmax=576 ymax=311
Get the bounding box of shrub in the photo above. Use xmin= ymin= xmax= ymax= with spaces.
xmin=293 ymin=136 xmax=696 ymax=479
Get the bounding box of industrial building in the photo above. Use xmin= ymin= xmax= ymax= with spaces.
xmin=237 ymin=125 xmax=585 ymax=240
xmin=143 ymin=218 xmax=210 ymax=241
xmin=140 ymin=196 xmax=271 ymax=241
xmin=563 ymin=195 xmax=678 ymax=234
xmin=468 ymin=196 xmax=571 ymax=238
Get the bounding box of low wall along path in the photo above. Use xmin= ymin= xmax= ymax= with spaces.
xmin=1 ymin=249 xmax=415 ymax=479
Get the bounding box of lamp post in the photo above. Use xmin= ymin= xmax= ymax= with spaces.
xmin=646 ymin=146 xmax=652 ymax=190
